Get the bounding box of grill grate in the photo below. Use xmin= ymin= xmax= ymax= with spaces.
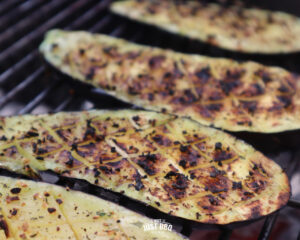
xmin=0 ymin=1 xmax=299 ymax=239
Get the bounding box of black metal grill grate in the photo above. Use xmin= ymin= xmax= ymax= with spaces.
xmin=0 ymin=0 xmax=299 ymax=239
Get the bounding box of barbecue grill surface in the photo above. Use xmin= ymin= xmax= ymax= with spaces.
xmin=0 ymin=0 xmax=299 ymax=239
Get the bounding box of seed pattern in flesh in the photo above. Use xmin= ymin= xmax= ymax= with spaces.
xmin=0 ymin=113 xmax=278 ymax=222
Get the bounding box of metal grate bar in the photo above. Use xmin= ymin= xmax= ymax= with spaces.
xmin=54 ymin=96 xmax=74 ymax=112
xmin=0 ymin=67 xmax=44 ymax=109
xmin=17 ymin=79 xmax=60 ymax=115
xmin=0 ymin=0 xmax=46 ymax=33
xmin=0 ymin=0 xmax=96 ymax=69
xmin=110 ymin=23 xmax=128 ymax=37
xmin=287 ymin=199 xmax=300 ymax=208
xmin=0 ymin=0 xmax=70 ymax=53
xmin=66 ymin=0 xmax=112 ymax=30
xmin=0 ymin=51 xmax=38 ymax=84
xmin=90 ymin=14 xmax=113 ymax=33
xmin=257 ymin=212 xmax=279 ymax=240
xmin=0 ymin=0 xmax=20 ymax=17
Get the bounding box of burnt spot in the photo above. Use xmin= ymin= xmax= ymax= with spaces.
xmin=255 ymin=70 xmax=272 ymax=84
xmin=163 ymin=172 xmax=189 ymax=199
xmin=136 ymin=153 xmax=158 ymax=176
xmin=205 ymin=103 xmax=223 ymax=112
xmin=195 ymin=67 xmax=211 ymax=83
xmin=65 ymin=152 xmax=79 ymax=168
xmin=24 ymin=131 xmax=39 ymax=138
xmin=10 ymin=208 xmax=18 ymax=216
xmin=213 ymin=149 xmax=233 ymax=165
xmin=219 ymin=70 xmax=242 ymax=95
xmin=242 ymin=191 xmax=254 ymax=200
xmin=10 ymin=188 xmax=21 ymax=194
xmin=277 ymin=96 xmax=292 ymax=108
xmin=47 ymin=208 xmax=56 ymax=214
xmin=240 ymin=100 xmax=258 ymax=114
xmin=178 ymin=147 xmax=201 ymax=169
xmin=208 ymin=195 xmax=220 ymax=206
xmin=99 ymin=166 xmax=113 ymax=174
xmin=148 ymin=55 xmax=166 ymax=69
xmin=252 ymin=83 xmax=264 ymax=95
xmin=232 ymin=181 xmax=242 ymax=190
xmin=86 ymin=67 xmax=98 ymax=80
xmin=241 ymin=83 xmax=265 ymax=97
xmin=133 ymin=171 xmax=144 ymax=191
xmin=278 ymin=84 xmax=290 ymax=93
xmin=215 ymin=142 xmax=222 ymax=150
xmin=173 ymin=89 xmax=198 ymax=105
xmin=151 ymin=134 xmax=172 ymax=147
xmin=209 ymin=167 xmax=226 ymax=178
xmin=0 ymin=136 xmax=7 ymax=141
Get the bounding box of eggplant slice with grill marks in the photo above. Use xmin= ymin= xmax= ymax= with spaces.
xmin=110 ymin=0 xmax=300 ymax=54
xmin=0 ymin=110 xmax=290 ymax=224
xmin=40 ymin=30 xmax=300 ymax=133
xmin=0 ymin=175 xmax=187 ymax=240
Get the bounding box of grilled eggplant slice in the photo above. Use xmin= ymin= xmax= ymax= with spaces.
xmin=111 ymin=0 xmax=300 ymax=54
xmin=0 ymin=110 xmax=290 ymax=224
xmin=0 ymin=175 xmax=186 ymax=240
xmin=40 ymin=30 xmax=300 ymax=133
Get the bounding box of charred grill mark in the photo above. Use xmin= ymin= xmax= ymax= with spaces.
xmin=213 ymin=148 xmax=233 ymax=166
xmin=195 ymin=67 xmax=211 ymax=83
xmin=232 ymin=181 xmax=242 ymax=190
xmin=209 ymin=167 xmax=225 ymax=178
xmin=173 ymin=89 xmax=198 ymax=105
xmin=178 ymin=146 xmax=201 ymax=169
xmin=240 ymin=100 xmax=257 ymax=114
xmin=277 ymin=96 xmax=292 ymax=108
xmin=24 ymin=131 xmax=39 ymax=138
xmin=163 ymin=171 xmax=189 ymax=199
xmin=84 ymin=120 xmax=96 ymax=140
xmin=56 ymin=130 xmax=68 ymax=142
xmin=255 ymin=70 xmax=272 ymax=83
xmin=136 ymin=153 xmax=158 ymax=176
xmin=278 ymin=84 xmax=290 ymax=93
xmin=204 ymin=174 xmax=229 ymax=193
xmin=208 ymin=195 xmax=220 ymax=206
xmin=151 ymin=134 xmax=172 ymax=147
xmin=205 ymin=103 xmax=223 ymax=112
xmin=65 ymin=152 xmax=81 ymax=168
xmin=99 ymin=166 xmax=113 ymax=174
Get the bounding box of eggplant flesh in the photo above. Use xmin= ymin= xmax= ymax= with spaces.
xmin=110 ymin=0 xmax=300 ymax=54
xmin=0 ymin=175 xmax=187 ymax=240
xmin=40 ymin=30 xmax=300 ymax=133
xmin=0 ymin=110 xmax=290 ymax=224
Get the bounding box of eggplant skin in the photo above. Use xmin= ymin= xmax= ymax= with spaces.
xmin=40 ymin=30 xmax=300 ymax=133
xmin=0 ymin=176 xmax=186 ymax=240
xmin=0 ymin=110 xmax=290 ymax=224
xmin=111 ymin=0 xmax=300 ymax=54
